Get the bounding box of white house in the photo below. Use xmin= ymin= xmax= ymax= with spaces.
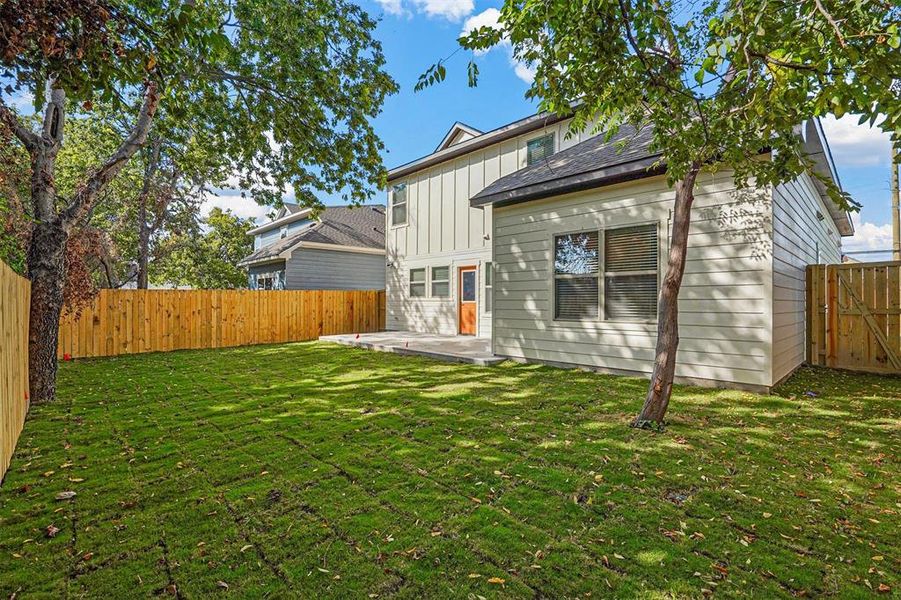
xmin=384 ymin=113 xmax=853 ymax=391
xmin=239 ymin=203 xmax=386 ymax=290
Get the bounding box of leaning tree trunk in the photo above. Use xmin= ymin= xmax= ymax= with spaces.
xmin=633 ymin=163 xmax=701 ymax=429
xmin=27 ymin=219 xmax=69 ymax=402
xmin=136 ymin=198 xmax=151 ymax=289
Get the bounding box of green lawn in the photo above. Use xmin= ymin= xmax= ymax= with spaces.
xmin=0 ymin=343 xmax=898 ymax=598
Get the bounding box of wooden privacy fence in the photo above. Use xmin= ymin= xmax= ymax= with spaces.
xmin=58 ymin=289 xmax=387 ymax=359
xmin=1 ymin=260 xmax=30 ymax=481
xmin=807 ymin=261 xmax=901 ymax=374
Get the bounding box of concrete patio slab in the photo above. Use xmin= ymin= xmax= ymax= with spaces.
xmin=319 ymin=331 xmax=504 ymax=366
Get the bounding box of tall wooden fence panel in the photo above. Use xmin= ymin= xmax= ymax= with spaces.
xmin=1 ymin=261 xmax=30 ymax=481
xmin=807 ymin=262 xmax=901 ymax=374
xmin=58 ymin=289 xmax=387 ymax=360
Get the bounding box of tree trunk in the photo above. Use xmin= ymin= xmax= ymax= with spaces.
xmin=27 ymin=219 xmax=68 ymax=403
xmin=633 ymin=163 xmax=701 ymax=429
xmin=137 ymin=195 xmax=150 ymax=289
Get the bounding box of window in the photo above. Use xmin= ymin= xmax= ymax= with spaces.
xmin=280 ymin=227 xmax=287 ymax=239
xmin=431 ymin=266 xmax=449 ymax=297
xmin=484 ymin=262 xmax=493 ymax=313
xmin=604 ymin=224 xmax=658 ymax=320
xmin=252 ymin=269 xmax=285 ymax=290
xmin=527 ymin=133 xmax=555 ymax=166
xmin=410 ymin=268 xmax=426 ymax=297
xmin=391 ymin=184 xmax=407 ymax=225
xmin=554 ymin=232 xmax=599 ymax=319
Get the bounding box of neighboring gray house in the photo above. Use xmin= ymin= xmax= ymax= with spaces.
xmin=385 ymin=115 xmax=853 ymax=391
xmin=238 ymin=204 xmax=386 ymax=290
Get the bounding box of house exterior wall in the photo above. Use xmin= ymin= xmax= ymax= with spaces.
xmin=248 ymin=262 xmax=286 ymax=290
xmin=771 ymin=173 xmax=842 ymax=384
xmin=286 ymin=248 xmax=385 ymax=290
xmin=387 ymin=117 xmax=598 ymax=337
xmin=490 ymin=169 xmax=777 ymax=390
xmin=254 ymin=219 xmax=313 ymax=251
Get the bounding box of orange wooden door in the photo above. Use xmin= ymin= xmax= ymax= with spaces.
xmin=458 ymin=267 xmax=477 ymax=335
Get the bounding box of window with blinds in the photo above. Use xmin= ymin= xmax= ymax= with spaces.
xmin=431 ymin=266 xmax=449 ymax=297
xmin=391 ymin=184 xmax=407 ymax=225
xmin=604 ymin=224 xmax=658 ymax=320
xmin=410 ymin=268 xmax=425 ymax=297
xmin=554 ymin=232 xmax=599 ymax=319
xmin=527 ymin=133 xmax=555 ymax=166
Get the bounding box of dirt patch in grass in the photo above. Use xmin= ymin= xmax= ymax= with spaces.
xmin=1 ymin=343 xmax=898 ymax=598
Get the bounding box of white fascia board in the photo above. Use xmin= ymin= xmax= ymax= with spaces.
xmin=247 ymin=207 xmax=314 ymax=235
xmin=288 ymin=241 xmax=385 ymax=256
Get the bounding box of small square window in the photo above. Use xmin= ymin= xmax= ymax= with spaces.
xmin=410 ymin=268 xmax=426 ymax=297
xmin=392 ymin=184 xmax=407 ymax=226
xmin=431 ymin=266 xmax=450 ymax=297
xmin=527 ymin=133 xmax=555 ymax=166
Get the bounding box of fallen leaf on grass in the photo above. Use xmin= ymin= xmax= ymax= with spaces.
xmin=55 ymin=491 xmax=76 ymax=501
xmin=216 ymin=581 xmax=229 ymax=590
xmin=45 ymin=525 xmax=60 ymax=538
xmin=240 ymin=544 xmax=253 ymax=553
xmin=762 ymin=512 xmax=772 ymax=518
xmin=487 ymin=577 xmax=505 ymax=585
xmin=878 ymin=584 xmax=891 ymax=593
xmin=82 ymin=552 xmax=93 ymax=561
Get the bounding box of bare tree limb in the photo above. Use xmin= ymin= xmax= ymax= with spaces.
xmin=812 ymin=0 xmax=847 ymax=48
xmin=60 ymin=82 xmax=160 ymax=226
xmin=0 ymin=97 xmax=39 ymax=151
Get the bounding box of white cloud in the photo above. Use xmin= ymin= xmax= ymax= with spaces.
xmin=460 ymin=8 xmax=534 ymax=83
xmin=201 ymin=193 xmax=271 ymax=224
xmin=414 ymin=0 xmax=473 ymax=21
xmin=843 ymin=212 xmax=894 ymax=254
xmin=376 ymin=0 xmax=472 ymax=20
xmin=820 ymin=114 xmax=891 ymax=167
xmin=374 ymin=0 xmax=405 ymax=16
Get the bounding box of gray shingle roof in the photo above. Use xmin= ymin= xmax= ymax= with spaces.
xmin=238 ymin=205 xmax=385 ymax=266
xmin=470 ymin=125 xmax=661 ymax=208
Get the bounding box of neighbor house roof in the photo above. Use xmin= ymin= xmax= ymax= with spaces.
xmin=434 ymin=122 xmax=484 ymax=152
xmin=470 ymin=124 xmax=659 ymax=209
xmin=238 ymin=205 xmax=386 ymax=268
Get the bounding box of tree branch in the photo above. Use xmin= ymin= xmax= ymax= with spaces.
xmin=812 ymin=0 xmax=846 ymax=48
xmin=0 ymin=97 xmax=39 ymax=151
xmin=60 ymin=82 xmax=160 ymax=226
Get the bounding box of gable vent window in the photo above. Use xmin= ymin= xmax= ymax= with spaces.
xmin=604 ymin=224 xmax=658 ymax=321
xmin=391 ymin=184 xmax=407 ymax=226
xmin=527 ymin=133 xmax=555 ymax=166
xmin=431 ymin=266 xmax=450 ymax=297
xmin=554 ymin=232 xmax=599 ymax=320
xmin=410 ymin=268 xmax=426 ymax=297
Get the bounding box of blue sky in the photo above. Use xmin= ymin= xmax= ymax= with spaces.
xmin=5 ymin=0 xmax=896 ymax=257
xmin=213 ymin=0 xmax=895 ymax=257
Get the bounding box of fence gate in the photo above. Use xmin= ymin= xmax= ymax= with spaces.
xmin=807 ymin=261 xmax=901 ymax=374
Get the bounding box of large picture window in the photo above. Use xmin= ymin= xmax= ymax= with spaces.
xmin=554 ymin=232 xmax=599 ymax=319
xmin=604 ymin=224 xmax=658 ymax=321
xmin=431 ymin=266 xmax=449 ymax=297
xmin=410 ymin=268 xmax=426 ymax=297
xmin=391 ymin=184 xmax=407 ymax=226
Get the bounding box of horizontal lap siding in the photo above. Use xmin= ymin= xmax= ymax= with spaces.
xmin=772 ymin=175 xmax=841 ymax=383
xmin=492 ymin=171 xmax=774 ymax=388
xmin=287 ymin=248 xmax=385 ymax=290
xmin=387 ymin=120 xmax=589 ymax=338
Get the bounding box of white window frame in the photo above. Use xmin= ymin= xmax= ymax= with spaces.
xmin=548 ymin=221 xmax=661 ymax=324
xmin=391 ymin=183 xmax=408 ymax=227
xmin=603 ymin=222 xmax=660 ymax=323
xmin=409 ymin=267 xmax=426 ymax=297
xmin=526 ymin=132 xmax=555 ymax=166
xmin=551 ymin=230 xmax=600 ymax=321
xmin=431 ymin=265 xmax=450 ymax=297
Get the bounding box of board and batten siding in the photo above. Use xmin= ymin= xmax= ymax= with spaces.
xmin=386 ymin=117 xmax=595 ymax=338
xmin=491 ymin=169 xmax=777 ymax=389
xmin=286 ymin=248 xmax=385 ymax=290
xmin=771 ymin=173 xmax=841 ymax=384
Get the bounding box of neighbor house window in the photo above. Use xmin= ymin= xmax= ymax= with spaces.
xmin=554 ymin=232 xmax=599 ymax=319
xmin=604 ymin=224 xmax=658 ymax=320
xmin=392 ymin=184 xmax=407 ymax=225
xmin=527 ymin=133 xmax=555 ymax=166
xmin=484 ymin=262 xmax=493 ymax=313
xmin=253 ymin=269 xmax=285 ymax=290
xmin=410 ymin=268 xmax=426 ymax=297
xmin=431 ymin=266 xmax=449 ymax=297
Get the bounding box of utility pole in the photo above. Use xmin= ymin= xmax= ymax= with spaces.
xmin=893 ymin=145 xmax=900 ymax=260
